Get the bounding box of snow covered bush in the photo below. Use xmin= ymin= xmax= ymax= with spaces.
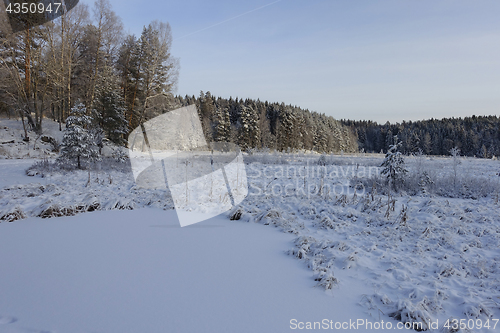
xmin=0 ymin=206 xmax=26 ymax=222
xmin=41 ymin=135 xmax=60 ymax=152
xmin=255 ymin=208 xmax=304 ymax=233
xmin=229 ymin=207 xmax=244 ymax=220
xmin=315 ymin=272 xmax=338 ymax=290
xmin=26 ymin=158 xmax=52 ymax=177
xmin=431 ymin=174 xmax=498 ymax=199
xmin=389 ymin=300 xmax=433 ymax=332
xmin=27 ymin=155 xmax=131 ymax=177
xmin=111 ymin=147 xmax=129 ymax=163
xmin=418 ymin=171 xmax=434 ymax=196
xmin=38 ymin=204 xmax=77 ymax=218
xmin=450 ymin=147 xmax=461 ymax=193
xmin=317 ymin=154 xmax=327 ymax=166
xmin=380 ymin=136 xmax=408 ymax=192
xmin=314 ymin=215 xmax=337 ymax=230
xmin=57 ymin=102 xmax=101 ymax=169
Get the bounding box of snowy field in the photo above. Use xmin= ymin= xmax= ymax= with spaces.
xmin=0 ymin=159 xmax=40 ymax=189
xmin=1 ymin=118 xmax=500 ymax=332
xmin=236 ymin=164 xmax=500 ymax=333
xmin=0 ymin=156 xmax=499 ymax=332
xmin=0 ymin=209 xmax=377 ymax=333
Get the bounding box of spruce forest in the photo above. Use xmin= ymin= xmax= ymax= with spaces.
xmin=343 ymin=117 xmax=500 ymax=158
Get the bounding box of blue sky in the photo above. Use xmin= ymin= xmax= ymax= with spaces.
xmin=79 ymin=0 xmax=500 ymax=123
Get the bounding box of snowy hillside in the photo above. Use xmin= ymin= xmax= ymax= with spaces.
xmin=0 ymin=117 xmax=63 ymax=159
xmin=0 ymin=117 xmax=123 ymax=160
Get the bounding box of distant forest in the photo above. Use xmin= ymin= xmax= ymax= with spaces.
xmin=169 ymin=92 xmax=358 ymax=154
xmin=342 ymin=116 xmax=500 ymax=158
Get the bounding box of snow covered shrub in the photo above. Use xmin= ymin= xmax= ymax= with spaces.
xmin=331 ymin=240 xmax=350 ymax=252
xmin=315 ymin=272 xmax=338 ymax=290
xmin=58 ymin=102 xmax=101 ymax=169
xmin=395 ymin=205 xmax=409 ymax=227
xmin=418 ymin=171 xmax=434 ymax=196
xmin=357 ymin=174 xmax=385 ymax=196
xmin=298 ymin=203 xmax=317 ymax=219
xmin=227 ymin=205 xmax=261 ymax=223
xmin=81 ymin=195 xmax=101 ymax=212
xmin=111 ymin=147 xmax=129 ymax=163
xmin=402 ymin=151 xmax=437 ymax=196
xmin=26 ymin=158 xmax=53 ymax=177
xmin=380 ymin=136 xmax=408 ymax=193
xmin=315 ymin=215 xmax=335 ymax=229
xmin=38 ymin=204 xmax=76 ymax=218
xmin=463 ymin=303 xmax=493 ymax=319
xmin=0 ymin=206 xmax=26 ymax=222
xmin=102 ymin=198 xmax=135 ymax=210
xmin=413 ymin=149 xmax=425 ymax=176
xmin=317 ymin=154 xmax=327 ymax=166
xmin=309 ymin=256 xmax=329 ymax=274
xmin=98 ymin=156 xmax=132 ymax=173
xmin=229 ymin=207 xmax=244 ymax=220
xmin=256 ymin=209 xmax=282 ymax=225
xmin=450 ymin=147 xmax=461 ymax=192
xmin=432 ymin=174 xmax=498 ymax=199
xmin=256 ymin=208 xmax=303 ymax=233
xmin=389 ymin=300 xmax=433 ymax=332
xmin=41 ymin=135 xmax=59 ymax=152
xmin=344 ymin=251 xmax=359 ymax=269
xmin=289 ymin=236 xmax=317 ymax=260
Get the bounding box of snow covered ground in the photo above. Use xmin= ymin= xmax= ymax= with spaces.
xmin=231 ymin=158 xmax=500 ymax=333
xmin=0 ymin=159 xmax=39 ymax=189
xmin=1 ymin=156 xmax=499 ymax=332
xmin=0 ymin=163 xmax=173 ymax=222
xmin=0 ymin=209 xmax=376 ymax=333
xmin=1 ymin=118 xmax=500 ymax=332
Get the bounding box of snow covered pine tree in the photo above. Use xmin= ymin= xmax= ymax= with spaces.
xmin=92 ymin=70 xmax=128 ymax=146
xmin=58 ymin=102 xmax=101 ymax=169
xmin=380 ymin=136 xmax=408 ymax=192
xmin=214 ymin=106 xmax=231 ymax=143
xmin=239 ymin=105 xmax=260 ymax=151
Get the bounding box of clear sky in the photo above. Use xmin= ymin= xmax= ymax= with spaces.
xmin=79 ymin=0 xmax=500 ymax=123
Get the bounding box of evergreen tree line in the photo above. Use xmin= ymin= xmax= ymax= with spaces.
xmin=0 ymin=0 xmax=178 ymax=144
xmin=168 ymin=91 xmax=358 ymax=154
xmin=342 ymin=115 xmax=500 ymax=158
